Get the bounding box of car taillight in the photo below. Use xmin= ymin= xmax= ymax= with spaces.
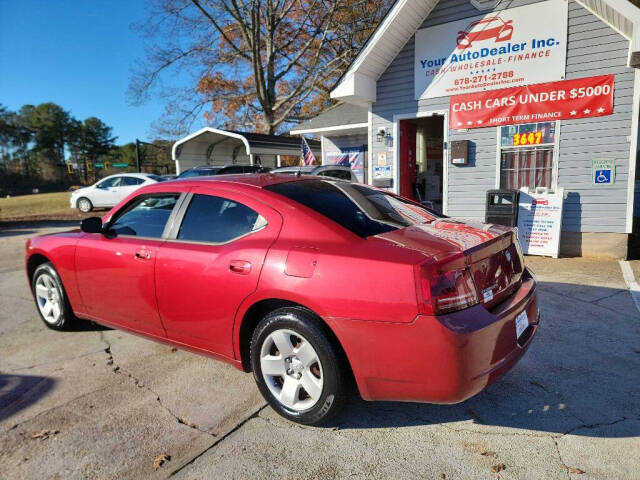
xmin=512 ymin=228 xmax=525 ymax=265
xmin=415 ymin=255 xmax=479 ymax=315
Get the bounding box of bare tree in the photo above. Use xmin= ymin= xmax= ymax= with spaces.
xmin=130 ymin=0 xmax=392 ymax=135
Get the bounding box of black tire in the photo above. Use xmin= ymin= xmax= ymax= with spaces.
xmin=76 ymin=197 xmax=93 ymax=213
xmin=31 ymin=262 xmax=75 ymax=330
xmin=250 ymin=307 xmax=346 ymax=425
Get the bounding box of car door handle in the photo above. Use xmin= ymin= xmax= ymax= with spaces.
xmin=135 ymin=248 xmax=151 ymax=260
xmin=229 ymin=260 xmax=251 ymax=275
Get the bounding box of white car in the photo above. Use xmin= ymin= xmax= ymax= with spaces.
xmin=70 ymin=173 xmax=164 ymax=213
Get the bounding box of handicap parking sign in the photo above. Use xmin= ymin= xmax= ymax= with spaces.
xmin=592 ymin=158 xmax=615 ymax=185
xmin=594 ymin=169 xmax=611 ymax=184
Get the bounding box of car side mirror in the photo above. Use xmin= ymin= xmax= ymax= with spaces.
xmin=80 ymin=217 xmax=104 ymax=234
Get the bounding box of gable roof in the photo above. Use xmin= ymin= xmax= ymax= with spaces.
xmin=289 ymin=103 xmax=368 ymax=135
xmin=331 ymin=0 xmax=640 ymax=105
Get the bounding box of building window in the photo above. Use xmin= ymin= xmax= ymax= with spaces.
xmin=499 ymin=122 xmax=556 ymax=190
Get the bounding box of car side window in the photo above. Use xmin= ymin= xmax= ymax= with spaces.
xmin=219 ymin=166 xmax=243 ymax=175
xmin=121 ymin=177 xmax=144 ymax=186
xmin=177 ymin=194 xmax=266 ymax=243
xmin=110 ymin=194 xmax=180 ymax=238
xmin=178 ymin=169 xmax=199 ymax=178
xmin=97 ymin=177 xmax=121 ymax=188
xmin=195 ymin=169 xmax=215 ymax=176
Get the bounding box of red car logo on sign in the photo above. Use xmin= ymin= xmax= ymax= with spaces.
xmin=532 ymin=199 xmax=548 ymax=206
xmin=456 ymin=16 xmax=514 ymax=50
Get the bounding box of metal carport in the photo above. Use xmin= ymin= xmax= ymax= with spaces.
xmin=171 ymin=127 xmax=321 ymax=174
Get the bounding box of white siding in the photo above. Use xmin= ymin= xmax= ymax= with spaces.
xmin=371 ymin=0 xmax=636 ymax=233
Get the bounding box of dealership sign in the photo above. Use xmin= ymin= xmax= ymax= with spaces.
xmin=414 ymin=0 xmax=568 ymax=100
xmin=449 ymin=75 xmax=614 ymax=129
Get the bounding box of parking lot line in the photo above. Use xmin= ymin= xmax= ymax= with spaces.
xmin=618 ymin=260 xmax=640 ymax=313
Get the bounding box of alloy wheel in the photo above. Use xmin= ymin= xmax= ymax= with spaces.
xmin=35 ymin=273 xmax=62 ymax=324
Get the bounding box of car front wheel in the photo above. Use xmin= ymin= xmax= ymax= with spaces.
xmin=32 ymin=262 xmax=75 ymax=330
xmin=77 ymin=197 xmax=93 ymax=213
xmin=250 ymin=307 xmax=346 ymax=425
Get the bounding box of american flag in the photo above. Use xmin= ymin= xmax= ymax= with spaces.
xmin=301 ymin=137 xmax=316 ymax=166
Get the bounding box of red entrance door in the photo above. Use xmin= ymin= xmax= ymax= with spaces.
xmin=399 ymin=121 xmax=417 ymax=199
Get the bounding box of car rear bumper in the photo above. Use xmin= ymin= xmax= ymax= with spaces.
xmin=331 ymin=269 xmax=539 ymax=403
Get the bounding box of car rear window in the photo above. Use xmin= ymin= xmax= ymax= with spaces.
xmin=177 ymin=194 xmax=266 ymax=243
xmin=264 ymin=180 xmax=440 ymax=238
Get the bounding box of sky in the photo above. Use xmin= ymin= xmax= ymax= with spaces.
xmin=0 ymin=0 xmax=188 ymax=144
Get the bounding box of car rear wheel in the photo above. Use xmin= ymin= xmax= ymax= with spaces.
xmin=32 ymin=262 xmax=75 ymax=330
xmin=250 ymin=307 xmax=346 ymax=425
xmin=77 ymin=197 xmax=93 ymax=213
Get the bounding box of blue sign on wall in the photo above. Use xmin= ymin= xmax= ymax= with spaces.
xmin=592 ymin=158 xmax=615 ymax=185
xmin=594 ymin=169 xmax=611 ymax=184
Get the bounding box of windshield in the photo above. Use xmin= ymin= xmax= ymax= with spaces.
xmin=264 ymin=179 xmax=441 ymax=237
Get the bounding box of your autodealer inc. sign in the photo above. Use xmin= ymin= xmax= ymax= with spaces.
xmin=414 ymin=0 xmax=568 ymax=100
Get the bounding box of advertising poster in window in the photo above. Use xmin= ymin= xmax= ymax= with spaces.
xmin=517 ymin=190 xmax=563 ymax=257
xmin=414 ymin=0 xmax=568 ymax=100
xmin=325 ymin=147 xmax=365 ymax=182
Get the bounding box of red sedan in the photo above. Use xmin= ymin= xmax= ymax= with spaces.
xmin=26 ymin=175 xmax=539 ymax=425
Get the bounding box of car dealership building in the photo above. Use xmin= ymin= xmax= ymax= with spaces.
xmin=292 ymin=0 xmax=640 ymax=258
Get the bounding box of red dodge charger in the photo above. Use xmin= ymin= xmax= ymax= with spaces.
xmin=26 ymin=174 xmax=539 ymax=424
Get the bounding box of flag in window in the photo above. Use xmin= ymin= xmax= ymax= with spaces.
xmin=301 ymin=137 xmax=316 ymax=166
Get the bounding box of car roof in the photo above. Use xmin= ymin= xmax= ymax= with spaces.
xmin=189 ymin=164 xmax=255 ymax=170
xmin=272 ymin=166 xmax=316 ymax=173
xmin=272 ymin=165 xmax=351 ymax=173
xmin=102 ymin=172 xmax=153 ymax=179
xmin=313 ymin=165 xmax=351 ymax=170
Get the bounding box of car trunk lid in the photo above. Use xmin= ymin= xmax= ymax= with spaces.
xmin=377 ymin=219 xmax=524 ymax=312
xmin=464 ymin=227 xmax=525 ymax=309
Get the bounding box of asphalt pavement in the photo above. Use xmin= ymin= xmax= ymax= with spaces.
xmin=1 ymin=223 xmax=639 ymax=479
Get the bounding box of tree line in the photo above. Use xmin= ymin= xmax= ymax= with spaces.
xmin=0 ymin=102 xmax=172 ymax=194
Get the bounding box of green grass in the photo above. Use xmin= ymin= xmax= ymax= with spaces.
xmin=0 ymin=192 xmax=75 ymax=220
